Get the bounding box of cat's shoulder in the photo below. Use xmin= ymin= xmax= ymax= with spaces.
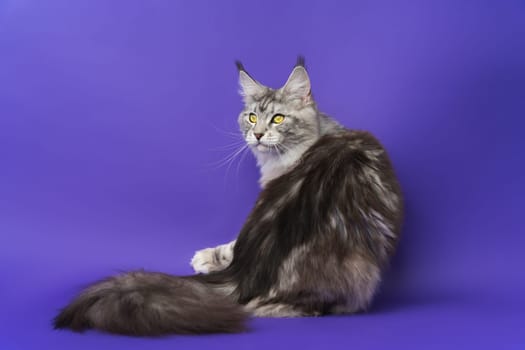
xmin=315 ymin=128 xmax=386 ymax=152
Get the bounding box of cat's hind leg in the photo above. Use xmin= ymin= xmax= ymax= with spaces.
xmin=245 ymin=298 xmax=314 ymax=317
xmin=190 ymin=240 xmax=236 ymax=274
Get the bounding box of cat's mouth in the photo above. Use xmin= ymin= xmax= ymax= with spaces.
xmin=250 ymin=140 xmax=280 ymax=153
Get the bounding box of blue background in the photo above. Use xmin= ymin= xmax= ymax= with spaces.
xmin=1 ymin=0 xmax=524 ymax=349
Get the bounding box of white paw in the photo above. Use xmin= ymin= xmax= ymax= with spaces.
xmin=190 ymin=248 xmax=215 ymax=274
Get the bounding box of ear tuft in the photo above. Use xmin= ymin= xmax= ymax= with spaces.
xmin=295 ymin=55 xmax=306 ymax=68
xmin=235 ymin=60 xmax=245 ymax=72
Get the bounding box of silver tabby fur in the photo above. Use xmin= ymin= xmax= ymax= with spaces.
xmin=54 ymin=57 xmax=404 ymax=336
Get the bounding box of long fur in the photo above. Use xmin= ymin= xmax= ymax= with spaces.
xmin=53 ymin=271 xmax=246 ymax=335
xmin=53 ymin=58 xmax=403 ymax=336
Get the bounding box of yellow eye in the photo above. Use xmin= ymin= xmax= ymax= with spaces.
xmin=272 ymin=114 xmax=285 ymax=124
xmin=248 ymin=113 xmax=257 ymax=123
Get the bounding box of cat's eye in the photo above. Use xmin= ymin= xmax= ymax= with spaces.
xmin=272 ymin=114 xmax=285 ymax=124
xmin=248 ymin=113 xmax=257 ymax=123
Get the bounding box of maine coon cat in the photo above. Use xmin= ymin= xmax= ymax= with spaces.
xmin=54 ymin=57 xmax=403 ymax=336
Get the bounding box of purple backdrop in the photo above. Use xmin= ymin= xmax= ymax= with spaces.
xmin=1 ymin=0 xmax=524 ymax=349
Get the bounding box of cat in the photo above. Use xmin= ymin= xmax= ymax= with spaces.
xmin=53 ymin=57 xmax=404 ymax=336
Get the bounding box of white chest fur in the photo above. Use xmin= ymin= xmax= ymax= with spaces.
xmin=254 ymin=143 xmax=313 ymax=188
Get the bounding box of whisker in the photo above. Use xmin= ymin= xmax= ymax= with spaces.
xmin=235 ymin=146 xmax=251 ymax=180
xmin=208 ymin=140 xmax=247 ymax=151
xmin=221 ymin=145 xmax=250 ymax=189
xmin=207 ymin=144 xmax=249 ymax=169
xmin=272 ymin=144 xmax=284 ymax=164
xmin=207 ymin=123 xmax=244 ymax=140
xmin=276 ymin=143 xmax=291 ymax=153
xmin=225 ymin=145 xmax=249 ymax=182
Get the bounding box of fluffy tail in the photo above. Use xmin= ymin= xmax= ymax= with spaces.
xmin=53 ymin=271 xmax=247 ymax=336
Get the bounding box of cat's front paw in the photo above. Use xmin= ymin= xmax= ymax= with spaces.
xmin=190 ymin=248 xmax=216 ymax=274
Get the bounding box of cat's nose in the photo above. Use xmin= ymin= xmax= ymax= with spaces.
xmin=254 ymin=133 xmax=264 ymax=140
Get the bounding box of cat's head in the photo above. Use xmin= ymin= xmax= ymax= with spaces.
xmin=237 ymin=57 xmax=320 ymax=157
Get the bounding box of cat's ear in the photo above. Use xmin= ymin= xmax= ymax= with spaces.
xmin=236 ymin=61 xmax=266 ymax=103
xmin=282 ymin=57 xmax=311 ymax=103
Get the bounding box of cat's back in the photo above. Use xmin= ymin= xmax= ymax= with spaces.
xmin=293 ymin=128 xmax=401 ymax=197
xmin=304 ymin=127 xmax=403 ymax=224
xmin=266 ymin=127 xmax=403 ymax=258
